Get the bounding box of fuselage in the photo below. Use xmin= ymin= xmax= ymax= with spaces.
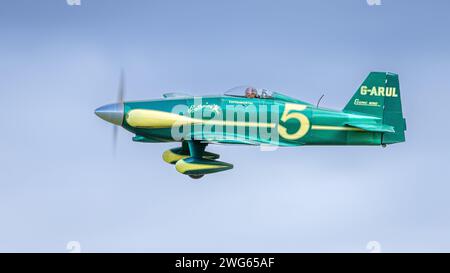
xmin=116 ymin=95 xmax=383 ymax=147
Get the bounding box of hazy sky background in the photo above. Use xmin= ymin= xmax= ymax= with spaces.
xmin=0 ymin=0 xmax=449 ymax=252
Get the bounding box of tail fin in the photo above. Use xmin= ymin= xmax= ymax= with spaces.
xmin=344 ymin=72 xmax=406 ymax=144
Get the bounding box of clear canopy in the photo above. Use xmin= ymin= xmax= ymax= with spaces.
xmin=224 ymin=85 xmax=273 ymax=99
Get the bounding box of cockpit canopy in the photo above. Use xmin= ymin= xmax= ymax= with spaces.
xmin=224 ymin=85 xmax=313 ymax=105
xmin=224 ymin=85 xmax=273 ymax=99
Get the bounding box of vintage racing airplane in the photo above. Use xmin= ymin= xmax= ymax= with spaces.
xmin=95 ymin=72 xmax=406 ymax=179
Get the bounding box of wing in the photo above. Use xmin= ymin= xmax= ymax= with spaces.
xmin=188 ymin=132 xmax=300 ymax=147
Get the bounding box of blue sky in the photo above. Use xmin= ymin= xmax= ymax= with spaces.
xmin=0 ymin=0 xmax=449 ymax=252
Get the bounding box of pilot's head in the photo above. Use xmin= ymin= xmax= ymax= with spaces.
xmin=245 ymin=87 xmax=257 ymax=98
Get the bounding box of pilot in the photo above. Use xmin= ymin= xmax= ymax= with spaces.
xmin=245 ymin=87 xmax=258 ymax=98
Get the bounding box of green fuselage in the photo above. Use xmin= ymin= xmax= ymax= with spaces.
xmin=122 ymin=94 xmax=383 ymax=147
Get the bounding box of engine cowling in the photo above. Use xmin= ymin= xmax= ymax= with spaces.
xmin=175 ymin=157 xmax=233 ymax=176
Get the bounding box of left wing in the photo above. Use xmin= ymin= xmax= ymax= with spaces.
xmin=188 ymin=132 xmax=300 ymax=147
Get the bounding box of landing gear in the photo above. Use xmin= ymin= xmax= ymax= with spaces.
xmin=177 ymin=140 xmax=231 ymax=179
xmin=382 ymin=144 xmax=387 ymax=148
xmin=189 ymin=174 xmax=204 ymax=179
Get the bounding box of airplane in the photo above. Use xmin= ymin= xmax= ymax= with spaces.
xmin=95 ymin=71 xmax=406 ymax=179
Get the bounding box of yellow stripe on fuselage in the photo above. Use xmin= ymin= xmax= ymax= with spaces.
xmin=311 ymin=125 xmax=365 ymax=132
xmin=127 ymin=109 xmax=365 ymax=132
xmin=126 ymin=109 xmax=275 ymax=129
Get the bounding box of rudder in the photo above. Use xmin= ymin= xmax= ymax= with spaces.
xmin=382 ymin=72 xmax=406 ymax=144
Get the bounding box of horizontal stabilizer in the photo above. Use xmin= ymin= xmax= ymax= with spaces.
xmin=346 ymin=122 xmax=395 ymax=133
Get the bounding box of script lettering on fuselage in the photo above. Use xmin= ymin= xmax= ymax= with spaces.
xmin=360 ymin=86 xmax=398 ymax=97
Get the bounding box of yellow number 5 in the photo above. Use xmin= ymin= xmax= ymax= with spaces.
xmin=278 ymin=103 xmax=310 ymax=140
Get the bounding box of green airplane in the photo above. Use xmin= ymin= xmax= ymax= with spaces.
xmin=95 ymin=71 xmax=406 ymax=179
